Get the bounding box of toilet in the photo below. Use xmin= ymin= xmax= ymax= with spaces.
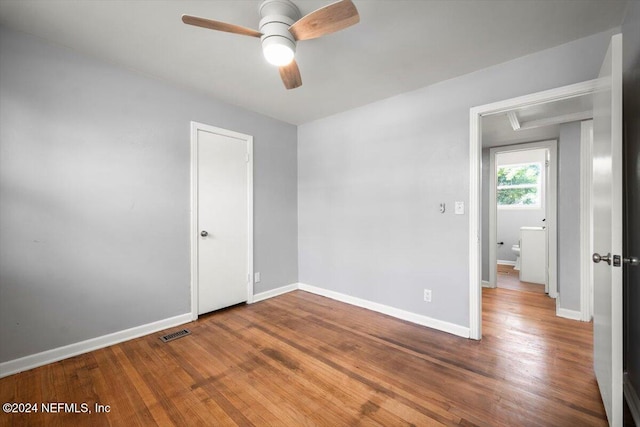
xmin=512 ymin=244 xmax=521 ymax=270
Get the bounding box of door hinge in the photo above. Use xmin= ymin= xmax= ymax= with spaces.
xmin=246 ymin=153 xmax=250 ymax=163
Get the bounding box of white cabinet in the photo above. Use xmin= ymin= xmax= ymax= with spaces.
xmin=519 ymin=227 xmax=546 ymax=285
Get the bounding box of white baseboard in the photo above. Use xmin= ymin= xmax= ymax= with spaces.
xmin=497 ymin=260 xmax=516 ymax=266
xmin=482 ymin=280 xmax=492 ymax=288
xmin=556 ymin=306 xmax=582 ymax=321
xmin=0 ymin=313 xmax=192 ymax=378
xmin=252 ymin=283 xmax=298 ymax=303
xmin=624 ymin=374 xmax=640 ymax=427
xmin=298 ymin=283 xmax=470 ymax=339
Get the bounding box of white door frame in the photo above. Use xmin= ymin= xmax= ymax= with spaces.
xmin=469 ymin=79 xmax=600 ymax=339
xmin=488 ymin=140 xmax=557 ymax=300
xmin=190 ymin=121 xmax=254 ymax=321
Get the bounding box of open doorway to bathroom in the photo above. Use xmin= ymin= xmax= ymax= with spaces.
xmin=488 ymin=143 xmax=555 ymax=296
xmin=479 ymin=91 xmax=595 ymax=322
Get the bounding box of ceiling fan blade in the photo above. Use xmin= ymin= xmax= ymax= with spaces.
xmin=279 ymin=60 xmax=302 ymax=90
xmin=288 ymin=0 xmax=359 ymax=41
xmin=182 ymin=15 xmax=262 ymax=38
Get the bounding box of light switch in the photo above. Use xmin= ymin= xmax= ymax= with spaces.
xmin=455 ymin=201 xmax=464 ymax=215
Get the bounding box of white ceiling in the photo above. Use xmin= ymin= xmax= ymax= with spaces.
xmin=0 ymin=0 xmax=629 ymax=125
xmin=482 ymin=93 xmax=594 ymax=147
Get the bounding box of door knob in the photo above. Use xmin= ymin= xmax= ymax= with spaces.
xmin=624 ymin=256 xmax=639 ymax=266
xmin=592 ymin=252 xmax=611 ymax=265
xmin=200 ymin=230 xmax=208 ymax=237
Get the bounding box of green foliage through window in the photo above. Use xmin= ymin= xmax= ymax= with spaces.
xmin=497 ymin=163 xmax=541 ymax=207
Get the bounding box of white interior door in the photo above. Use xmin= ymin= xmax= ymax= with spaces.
xmin=195 ymin=125 xmax=252 ymax=315
xmin=592 ymin=33 xmax=623 ymax=427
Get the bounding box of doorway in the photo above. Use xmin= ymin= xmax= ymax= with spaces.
xmin=468 ymin=79 xmax=600 ymax=339
xmin=487 ymin=142 xmax=557 ymax=299
xmin=190 ymin=122 xmax=254 ymax=319
xmin=469 ymin=33 xmax=625 ymax=425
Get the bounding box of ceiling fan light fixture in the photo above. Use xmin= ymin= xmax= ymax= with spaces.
xmin=258 ymin=1 xmax=299 ymax=68
xmin=262 ymin=37 xmax=295 ymax=66
xmin=182 ymin=0 xmax=360 ymax=89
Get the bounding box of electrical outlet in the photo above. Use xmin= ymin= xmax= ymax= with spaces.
xmin=255 ymin=272 xmax=261 ymax=283
xmin=424 ymin=289 xmax=432 ymax=302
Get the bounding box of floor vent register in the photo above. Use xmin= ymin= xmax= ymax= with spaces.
xmin=160 ymin=329 xmax=191 ymax=343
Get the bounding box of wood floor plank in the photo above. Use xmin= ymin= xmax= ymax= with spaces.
xmin=222 ymin=315 xmax=446 ymax=426
xmin=202 ymin=320 xmax=360 ymax=426
xmin=0 ymin=288 xmax=607 ymax=426
xmin=233 ymin=306 xmax=462 ymax=423
xmin=497 ymin=265 xmax=545 ymax=293
xmin=251 ymin=298 xmax=593 ymax=426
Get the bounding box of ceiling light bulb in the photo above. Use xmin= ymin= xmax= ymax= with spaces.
xmin=263 ymin=43 xmax=294 ymax=66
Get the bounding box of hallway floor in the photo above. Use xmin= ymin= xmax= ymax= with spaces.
xmin=496 ymin=263 xmax=546 ymax=294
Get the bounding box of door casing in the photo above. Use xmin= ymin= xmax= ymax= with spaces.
xmin=469 ymin=79 xmax=601 ymax=339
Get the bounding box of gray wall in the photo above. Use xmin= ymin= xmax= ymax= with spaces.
xmin=622 ymin=0 xmax=640 ymax=401
xmin=298 ymin=29 xmax=616 ymax=329
xmin=0 ymin=26 xmax=298 ymax=363
xmin=481 ymin=149 xmax=490 ymax=281
xmin=496 ymin=149 xmax=547 ymax=262
xmin=557 ymin=122 xmax=582 ymax=311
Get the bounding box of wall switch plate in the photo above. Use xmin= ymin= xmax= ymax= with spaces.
xmin=424 ymin=289 xmax=432 ymax=302
xmin=255 ymin=272 xmax=261 ymax=283
xmin=455 ymin=201 xmax=464 ymax=215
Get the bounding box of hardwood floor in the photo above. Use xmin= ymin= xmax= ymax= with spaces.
xmin=497 ymin=263 xmax=546 ymax=294
xmin=0 ymin=289 xmax=606 ymax=426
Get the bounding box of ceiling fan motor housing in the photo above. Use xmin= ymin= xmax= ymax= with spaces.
xmin=259 ymin=0 xmax=301 ymax=60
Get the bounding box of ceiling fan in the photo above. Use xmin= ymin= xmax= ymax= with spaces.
xmin=182 ymin=0 xmax=360 ymax=90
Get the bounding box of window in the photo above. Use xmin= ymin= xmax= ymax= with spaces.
xmin=497 ymin=162 xmax=542 ymax=208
